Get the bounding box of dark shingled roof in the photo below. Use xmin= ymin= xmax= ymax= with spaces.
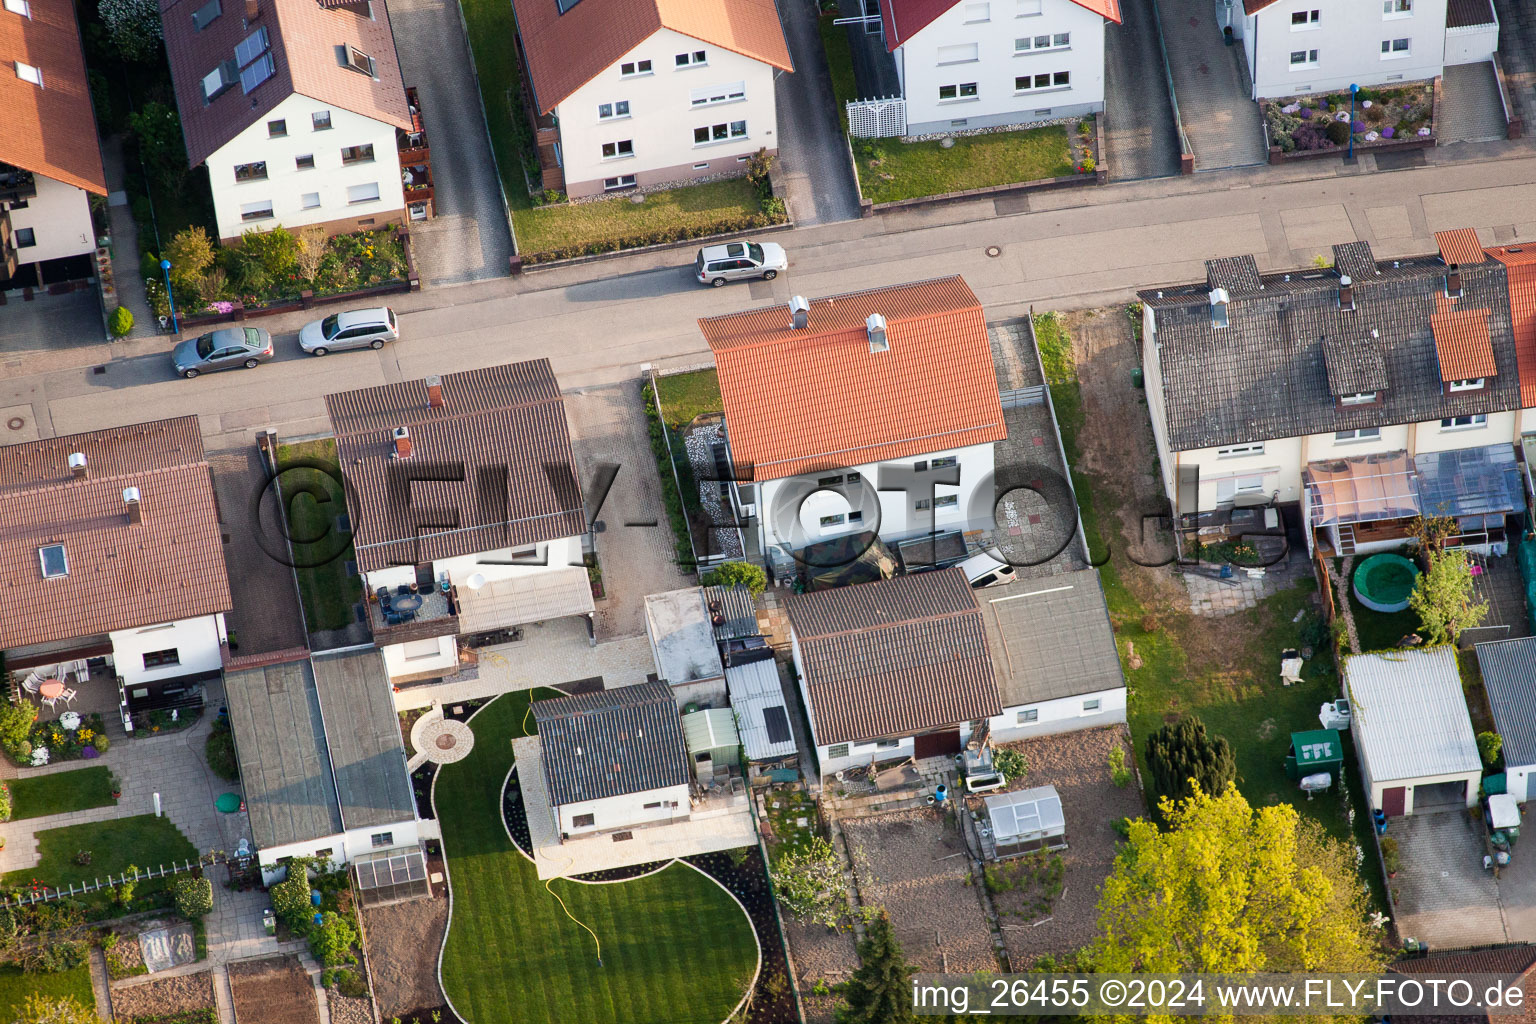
xmin=1322 ymin=332 xmax=1390 ymax=396
xmin=1139 ymin=248 xmax=1521 ymax=451
xmin=326 ymin=360 xmax=587 ymax=573
xmin=1476 ymin=638 xmax=1536 ymax=771
xmin=1205 ymin=255 xmax=1263 ymax=294
xmin=1333 ymin=241 xmax=1379 ymax=284
xmin=786 ymin=568 xmax=1001 ymax=746
xmin=311 ymin=650 xmax=414 ymax=831
xmin=978 ymin=569 xmax=1125 ymax=706
xmin=532 ymin=681 xmax=691 ymax=806
xmin=1446 ymin=0 xmax=1496 ymax=27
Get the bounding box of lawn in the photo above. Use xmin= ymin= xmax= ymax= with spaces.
xmin=513 ymin=178 xmax=769 ymax=258
xmin=2 ymin=815 xmax=197 ymax=892
xmin=456 ymin=0 xmax=538 ymax=214
xmin=0 ymin=963 xmax=92 ymax=1020
xmin=6 ymin=766 xmax=115 ymax=821
xmin=853 ymin=127 xmax=1076 ymax=204
xmin=276 ymin=439 xmax=362 ymax=633
xmin=436 ymin=691 xmax=759 ymax=1024
xmin=654 ymin=368 xmax=722 ymax=431
xmin=818 ymin=14 xmax=860 ymax=133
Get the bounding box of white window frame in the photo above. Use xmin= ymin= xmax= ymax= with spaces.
xmin=1448 ymin=378 xmax=1486 ymax=392
xmin=1081 ymin=698 xmax=1102 ymax=715
xmin=937 ymin=42 xmax=979 ymax=65
xmin=1381 ymin=37 xmax=1411 ymax=58
xmin=1383 ymin=0 xmax=1412 ymax=17
xmin=239 ymin=199 xmax=274 ymax=222
xmin=1291 ymin=9 xmax=1320 ymax=29
xmin=938 ymin=82 xmax=979 ymax=102
xmin=602 ymin=174 xmax=637 ymax=190
xmin=819 ymin=513 xmax=847 ymax=531
xmin=1340 ymin=391 xmax=1378 ymax=405
xmin=1439 ymin=413 xmax=1487 ymax=431
xmin=963 ymin=1 xmax=990 ymax=22
xmin=1017 ymin=708 xmax=1039 ymax=724
xmin=1216 ymin=441 xmax=1265 ymax=458
xmin=933 ymin=494 xmax=960 ymax=515
xmin=38 ymin=544 xmax=67 ymax=578
xmin=1333 ymin=427 xmax=1381 ymax=442
xmin=300 ymin=191 xmax=321 ymax=209
xmin=620 ymin=60 xmax=653 ymax=77
xmin=1015 ymin=33 xmax=1069 ymax=53
xmin=601 ymin=139 xmax=634 ymax=160
xmin=14 ymin=60 xmax=41 ymax=86
xmin=5 ymin=0 xmax=31 ymax=18
xmin=597 ymin=100 xmax=631 ymax=120
xmin=693 ymin=121 xmax=747 ymax=146
xmin=1016 ymin=0 xmax=1042 ymax=14
xmin=690 ymin=82 xmax=745 ymax=107
xmin=346 ymin=181 xmax=381 ymax=205
xmin=1290 ymin=48 xmax=1319 ymax=69
xmin=674 ymin=50 xmax=707 ymax=69
xmin=1014 ymin=71 xmax=1069 ymax=93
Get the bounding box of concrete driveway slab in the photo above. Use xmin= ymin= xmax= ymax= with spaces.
xmin=1392 ymin=811 xmax=1508 ymax=948
xmin=1153 ymin=0 xmax=1266 ymax=170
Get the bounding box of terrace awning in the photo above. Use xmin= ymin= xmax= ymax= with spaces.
xmin=1305 ymin=452 xmax=1419 ymax=528
xmin=455 ymin=567 xmax=595 ymax=634
xmin=1414 ymin=444 xmax=1525 ymax=521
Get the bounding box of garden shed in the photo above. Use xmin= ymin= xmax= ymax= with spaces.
xmin=1475 ymin=637 xmax=1536 ymax=801
xmin=1284 ymin=729 xmax=1343 ymax=781
xmin=683 ymin=707 xmax=741 ymax=781
xmin=983 ymin=785 xmax=1067 ymax=859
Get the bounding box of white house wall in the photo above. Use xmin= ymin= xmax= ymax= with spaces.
xmin=1245 ymin=0 xmax=1450 ymax=100
xmin=554 ymin=28 xmax=779 ymax=198
xmin=556 ymin=783 xmax=691 ymax=837
xmin=897 ymin=0 xmax=1106 ymax=136
xmin=254 ymin=820 xmax=420 ymax=885
xmin=1367 ymin=769 xmax=1480 ymax=814
xmin=8 ymin=175 xmax=95 ymax=264
xmin=1507 ymin=764 xmax=1532 ymax=803
xmin=362 ymin=537 xmax=583 ymax=595
xmin=815 ymin=735 xmax=916 ymax=778
xmin=981 ymin=685 xmax=1126 ymax=742
xmin=110 ymin=613 xmax=224 ymax=686
xmin=1444 ymin=22 xmax=1498 ymax=66
xmin=206 ymin=93 xmax=405 ymax=244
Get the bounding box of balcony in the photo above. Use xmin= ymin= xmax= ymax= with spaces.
xmin=366 ymin=583 xmax=457 ymax=643
xmin=396 ymin=87 xmax=434 ymax=219
xmin=0 ymin=164 xmax=37 ymax=205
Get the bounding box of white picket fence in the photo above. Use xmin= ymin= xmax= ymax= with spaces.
xmin=2 ymin=856 xmax=218 ymax=908
xmin=847 ymin=96 xmax=907 ymax=139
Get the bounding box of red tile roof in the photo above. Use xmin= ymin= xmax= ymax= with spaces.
xmin=0 ymin=416 xmax=232 ymax=651
xmin=0 ymin=0 xmax=106 ymax=194
xmin=511 ymin=0 xmax=793 ymax=115
xmin=1486 ymin=244 xmax=1536 ymax=407
xmin=1431 ymin=306 xmax=1498 ymax=382
xmin=700 ymin=276 xmax=1006 ymax=483
xmin=1436 ymin=228 xmax=1488 ymax=267
xmin=881 ymin=0 xmax=1120 ymax=50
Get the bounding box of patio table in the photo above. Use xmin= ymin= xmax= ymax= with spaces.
xmin=391 ymin=593 xmax=423 ymax=613
xmin=38 ymin=679 xmax=64 ymax=700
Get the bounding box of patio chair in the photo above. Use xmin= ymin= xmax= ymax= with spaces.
xmin=20 ymin=673 xmax=41 ymax=694
xmin=39 ymin=695 xmax=57 ymax=712
xmin=59 ymin=688 xmax=77 ymax=706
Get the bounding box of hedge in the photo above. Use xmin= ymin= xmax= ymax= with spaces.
xmin=521 ymin=211 xmax=786 ymax=265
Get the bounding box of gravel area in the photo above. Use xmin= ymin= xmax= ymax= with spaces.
xmin=985 ymin=726 xmax=1145 ymax=964
xmin=229 ymin=955 xmax=321 ymax=1024
xmin=683 ymin=420 xmax=744 ymax=558
xmin=780 ymin=915 xmax=858 ymax=1024
xmin=360 ymin=897 xmax=448 ymax=1019
xmin=110 ymin=970 xmax=215 ymax=1020
xmin=843 ymin=810 xmax=1000 ymax=974
xmin=328 ymin=994 xmax=375 ymax=1024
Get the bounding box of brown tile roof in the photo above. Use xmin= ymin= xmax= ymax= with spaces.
xmin=785 ymin=568 xmax=1001 ymax=746
xmin=511 ymin=0 xmax=793 ymax=115
xmin=326 ymin=360 xmax=587 ymax=574
xmin=0 ymin=416 xmax=232 ymax=651
xmin=700 ymin=276 xmax=1006 ymax=483
xmin=1485 ymin=244 xmax=1536 ymax=408
xmin=1243 ymin=0 xmax=1281 ymax=13
xmin=881 ymin=0 xmax=1120 ymax=49
xmin=1432 ymin=306 xmax=1498 ymax=381
xmin=160 ymin=0 xmax=412 ymax=167
xmin=1447 ymin=0 xmax=1496 ymax=29
xmin=1392 ymin=946 xmax=1536 ymax=1024
xmin=0 ymin=0 xmax=106 ymax=193
xmin=1436 ymin=228 xmax=1489 ymax=267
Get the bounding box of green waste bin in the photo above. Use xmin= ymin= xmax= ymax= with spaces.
xmin=1132 ymin=367 xmax=1144 ymax=389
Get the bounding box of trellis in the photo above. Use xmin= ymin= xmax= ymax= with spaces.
xmin=847 ymin=97 xmax=906 ymax=139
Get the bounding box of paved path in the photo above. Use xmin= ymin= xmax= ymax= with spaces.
xmin=774 ymin=0 xmax=863 ymax=225
xmin=1103 ymin=0 xmax=1180 ymax=180
xmin=1154 ymin=0 xmax=1265 ymax=169
xmin=100 ymin=134 xmax=156 ymax=341
xmin=1440 ymin=61 xmax=1510 ymax=144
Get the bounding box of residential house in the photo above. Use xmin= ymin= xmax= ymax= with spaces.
xmin=701 ymin=277 xmax=1007 ymax=579
xmin=1475 ymin=636 xmax=1536 ymax=802
xmin=786 ymin=568 xmax=1002 ymax=778
xmin=528 ymin=681 xmax=693 ymax=841
xmin=1233 ymin=0 xmax=1497 ymax=100
xmin=1345 ymin=646 xmax=1480 ymax=816
xmin=325 ymin=361 xmax=592 ymax=685
xmin=508 ymin=0 xmax=792 ymax=198
xmin=0 ymin=0 xmax=108 ymax=282
xmin=1139 ymin=235 xmax=1533 ymax=556
xmin=160 ymin=0 xmax=414 ymax=243
xmin=644 ymin=588 xmax=727 ymax=710
xmin=0 ymin=417 xmax=232 ymax=724
xmin=225 ymin=649 xmax=425 ymax=889
xmin=877 ymin=0 xmax=1121 ymax=136
xmin=1391 ymin=944 xmax=1536 ymax=1024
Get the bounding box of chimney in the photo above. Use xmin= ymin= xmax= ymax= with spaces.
xmin=1339 ymin=275 xmax=1354 ymax=310
xmin=68 ymin=452 xmax=87 ymax=479
xmin=426 ymin=374 xmax=444 ymax=409
xmin=245 ymin=0 xmax=258 ymax=19
xmin=789 ymin=295 xmax=809 ymax=330
xmin=1209 ymin=287 xmax=1230 ymax=328
xmin=866 ymin=313 xmax=889 ymax=353
xmin=1447 ymin=265 xmax=1463 ymax=297
xmin=123 ymin=486 xmax=142 ymax=525
xmin=392 ymin=427 xmax=413 ymax=459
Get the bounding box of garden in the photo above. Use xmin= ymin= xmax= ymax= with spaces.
xmin=1 ymin=815 xmax=198 ymax=916
xmin=266 ymin=858 xmax=374 ymax=1021
xmin=0 ymin=701 xmax=112 ymax=769
xmin=1263 ymin=82 xmax=1434 ymax=155
xmin=2 ymin=766 xmax=117 ymax=823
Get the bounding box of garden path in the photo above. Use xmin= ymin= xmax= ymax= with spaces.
xmin=101 ymin=135 xmax=158 ymax=341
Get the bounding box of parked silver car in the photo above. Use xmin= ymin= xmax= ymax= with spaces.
xmin=695 ymin=240 xmax=787 ymax=286
xmin=172 ymin=327 xmax=273 ymax=379
xmin=298 ymin=307 xmax=399 ymax=355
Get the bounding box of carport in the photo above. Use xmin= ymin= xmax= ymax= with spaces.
xmin=1477 ymin=637 xmax=1536 ymax=801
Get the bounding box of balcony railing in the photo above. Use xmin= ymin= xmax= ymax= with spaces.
xmin=0 ymin=165 xmax=37 ymax=205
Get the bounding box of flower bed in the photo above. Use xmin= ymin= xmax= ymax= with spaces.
xmin=1263 ymin=82 xmax=1435 ymax=158
xmin=19 ymin=713 xmax=109 ymax=767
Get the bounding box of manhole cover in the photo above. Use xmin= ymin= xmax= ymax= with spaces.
xmin=985 ymin=246 xmax=1001 ymax=258
xmin=418 ymin=718 xmax=474 ymax=763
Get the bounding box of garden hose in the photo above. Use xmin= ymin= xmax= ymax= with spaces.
xmin=545 ymin=863 xmax=603 ymax=966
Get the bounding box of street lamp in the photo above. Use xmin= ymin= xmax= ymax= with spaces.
xmin=159 ymin=258 xmax=178 ymax=334
xmin=1347 ymin=82 xmax=1360 ymax=162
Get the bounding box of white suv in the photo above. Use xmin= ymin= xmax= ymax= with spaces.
xmin=695 ymin=241 xmax=787 ymax=286
xmin=298 ymin=307 xmax=399 ymax=355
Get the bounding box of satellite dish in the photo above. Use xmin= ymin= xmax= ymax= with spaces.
xmin=466 ymin=573 xmax=486 ymax=591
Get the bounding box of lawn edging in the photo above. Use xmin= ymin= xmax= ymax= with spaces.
xmin=514 ymin=213 xmax=793 ymax=273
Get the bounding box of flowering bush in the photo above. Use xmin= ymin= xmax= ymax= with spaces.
xmin=99 ymin=0 xmax=162 ymax=62
xmin=168 ymin=228 xmax=409 ymax=313
xmin=23 ymin=713 xmax=108 ymax=765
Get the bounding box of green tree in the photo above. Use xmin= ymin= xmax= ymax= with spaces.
xmin=1478 ymin=731 xmax=1504 ymax=767
xmin=769 ymin=836 xmax=847 ymax=929
xmin=161 ymin=226 xmax=216 ymax=293
xmin=700 ymin=561 xmax=767 ymax=598
xmin=1144 ymin=716 xmax=1236 ymax=816
xmin=173 ymin=875 xmax=214 ymax=919
xmin=239 ymin=225 xmax=302 ymax=283
xmin=310 ymin=911 xmax=359 ymax=966
xmin=127 ymin=102 xmax=188 ymax=192
xmin=1088 ymin=784 xmax=1385 ymax=981
xmin=14 ymin=993 xmax=98 ymax=1024
xmin=98 ymin=0 xmax=162 ymax=62
xmin=115 ymin=865 xmax=140 ymax=907
xmin=1409 ymin=549 xmax=1489 ymax=645
xmin=838 ymin=910 xmax=914 ymax=1024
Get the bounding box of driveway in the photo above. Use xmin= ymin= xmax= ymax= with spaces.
xmin=388 ymin=0 xmax=515 ymax=285
xmin=1153 ymin=0 xmax=1266 ymax=170
xmin=775 ymin=0 xmax=863 ymax=225
xmin=1493 ymin=0 xmax=1536 ymax=129
xmin=1392 ymin=810 xmax=1508 ymax=947
xmin=1439 ymin=61 xmax=1509 ymax=144
xmin=1104 ymin=0 xmax=1180 ymax=180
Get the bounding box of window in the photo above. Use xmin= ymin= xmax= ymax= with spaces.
xmin=597 ymin=100 xmax=631 ymax=119
xmin=1441 ymin=413 xmax=1487 ymax=430
xmin=1340 ymin=391 xmax=1378 ymax=405
xmin=643 ymin=801 xmax=663 ymax=809
xmin=1383 ymin=0 xmax=1411 ymax=14
xmin=1290 ymin=48 xmax=1319 ymax=67
xmin=300 ymin=192 xmax=320 ymax=209
xmin=934 ymin=495 xmax=959 ymax=509
xmin=620 ymin=59 xmax=652 ymax=76
xmin=14 ymin=61 xmax=41 ymax=86
xmin=937 ymin=42 xmax=979 ymax=64
xmin=675 ymin=50 xmax=707 ymax=67
xmin=142 ymin=649 xmax=180 ymax=669
xmin=1015 ymin=32 xmax=1069 ymax=51
xmin=1291 ymin=9 xmax=1319 ymax=26
xmin=938 ymin=82 xmax=979 ymax=100
xmin=340 ymin=143 xmax=375 ymax=164
xmin=602 ymin=174 xmax=637 ymax=190
xmin=1017 ymin=0 xmax=1042 ymax=12
xmin=190 ymin=0 xmax=220 ymax=26
xmin=202 ymin=61 xmax=236 ymax=101
xmin=571 ymin=813 xmax=596 ymax=828
xmin=930 ymin=456 xmax=958 ymax=469
xmin=1017 ymin=708 xmax=1039 ymax=724
xmin=266 ymin=119 xmax=286 ymax=138
xmin=341 ymin=46 xmax=375 ymax=76
xmin=235 ymin=26 xmax=269 ymax=67
xmin=693 ymin=121 xmax=747 ymax=144
xmin=312 ymin=110 xmax=332 ymax=130
xmin=1216 ymin=441 xmax=1264 ymax=457
xmin=848 ymin=510 xmax=864 ymax=522
xmin=602 ymin=139 xmax=634 ymax=159
xmin=691 ymin=81 xmax=745 ymax=106
xmin=240 ymin=52 xmax=274 ymax=93
xmin=1234 ymin=475 xmax=1266 ymax=493
xmin=1449 ymin=378 xmax=1485 ymax=392
xmin=15 ymin=227 xmax=36 ymax=246
xmin=1082 ymin=698 xmax=1102 ymax=714
xmin=370 ymin=831 xmax=394 ymax=848
xmin=914 ymin=460 xmax=929 ymax=472
xmin=1334 ymin=427 xmax=1381 ymax=442
xmin=240 ymin=199 xmax=274 ymax=221
xmin=827 ymin=743 xmax=851 ymax=759
xmin=233 ymin=161 xmax=267 ymax=182
xmin=296 ymin=153 xmax=315 ymax=169
xmin=963 ymin=3 xmax=989 ymax=22
xmin=5 ymin=0 xmax=30 ymax=16
xmin=817 ymin=474 xmax=844 ymax=486
xmin=819 ymin=514 xmax=846 ymax=528
xmin=1381 ymin=37 xmax=1410 ymax=56
xmin=1015 ymin=72 xmax=1069 ymax=91
xmin=38 ymin=544 xmax=66 ymax=578
xmin=347 ymin=182 xmax=380 ymax=204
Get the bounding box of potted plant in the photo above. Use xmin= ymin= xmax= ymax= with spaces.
xmin=109 ymin=773 xmax=122 ymax=801
xmin=1380 ymin=836 xmax=1401 ymax=878
xmin=1223 ymin=24 xmax=1234 ymax=45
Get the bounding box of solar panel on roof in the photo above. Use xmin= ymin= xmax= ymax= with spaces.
xmin=763 ymin=705 xmax=791 ymax=744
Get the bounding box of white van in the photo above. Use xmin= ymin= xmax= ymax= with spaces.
xmin=957 ymin=553 xmax=1017 ymax=589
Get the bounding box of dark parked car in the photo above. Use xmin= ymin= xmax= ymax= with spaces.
xmin=172 ymin=327 xmax=274 ymax=378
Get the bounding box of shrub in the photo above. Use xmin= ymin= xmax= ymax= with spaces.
xmin=1379 ymin=835 xmax=1401 ymax=875
xmin=0 ymin=780 xmax=9 ymax=823
xmin=1478 ymin=731 xmax=1503 ymax=767
xmin=1364 ymin=104 xmax=1386 ymax=124
xmin=1078 ymin=155 xmax=1097 ymax=172
xmin=115 ymin=866 xmax=139 ymax=906
xmin=700 ymin=561 xmax=767 ymax=598
xmin=1108 ymin=746 xmax=1131 ymax=787
xmin=162 ymin=226 xmax=216 ymax=290
xmin=762 ymin=195 xmax=787 ymax=222
xmin=99 ymin=0 xmax=162 ymax=62
xmin=94 ymin=733 xmax=110 ymax=754
xmin=1292 ymin=123 xmax=1330 ymax=150
xmin=22 ymin=939 xmax=88 ymax=973
xmin=993 ymin=747 xmax=1027 ymax=782
xmin=108 ymin=305 xmax=134 ymax=338
xmin=239 ymin=225 xmax=302 ymax=282
xmin=0 ymin=701 xmax=37 ymax=761
xmin=173 ymin=875 xmax=214 ymax=919
xmin=522 ymin=213 xmax=774 ymax=264
xmin=770 ymin=836 xmax=848 ymax=928
xmin=205 ymin=726 xmax=239 ymax=781
xmin=1325 ymin=120 xmax=1351 ymax=146
xmin=270 ymin=871 xmax=312 ymax=929
xmin=128 ymin=102 xmax=189 ymax=193
xmin=310 ymin=911 xmax=358 ymax=967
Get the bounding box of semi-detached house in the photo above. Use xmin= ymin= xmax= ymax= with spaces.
xmin=509 ymin=0 xmax=792 ymax=198
xmin=160 ymin=0 xmax=413 ymax=243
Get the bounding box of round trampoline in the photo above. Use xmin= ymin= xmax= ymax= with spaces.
xmin=1353 ymin=553 xmax=1420 ymax=613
